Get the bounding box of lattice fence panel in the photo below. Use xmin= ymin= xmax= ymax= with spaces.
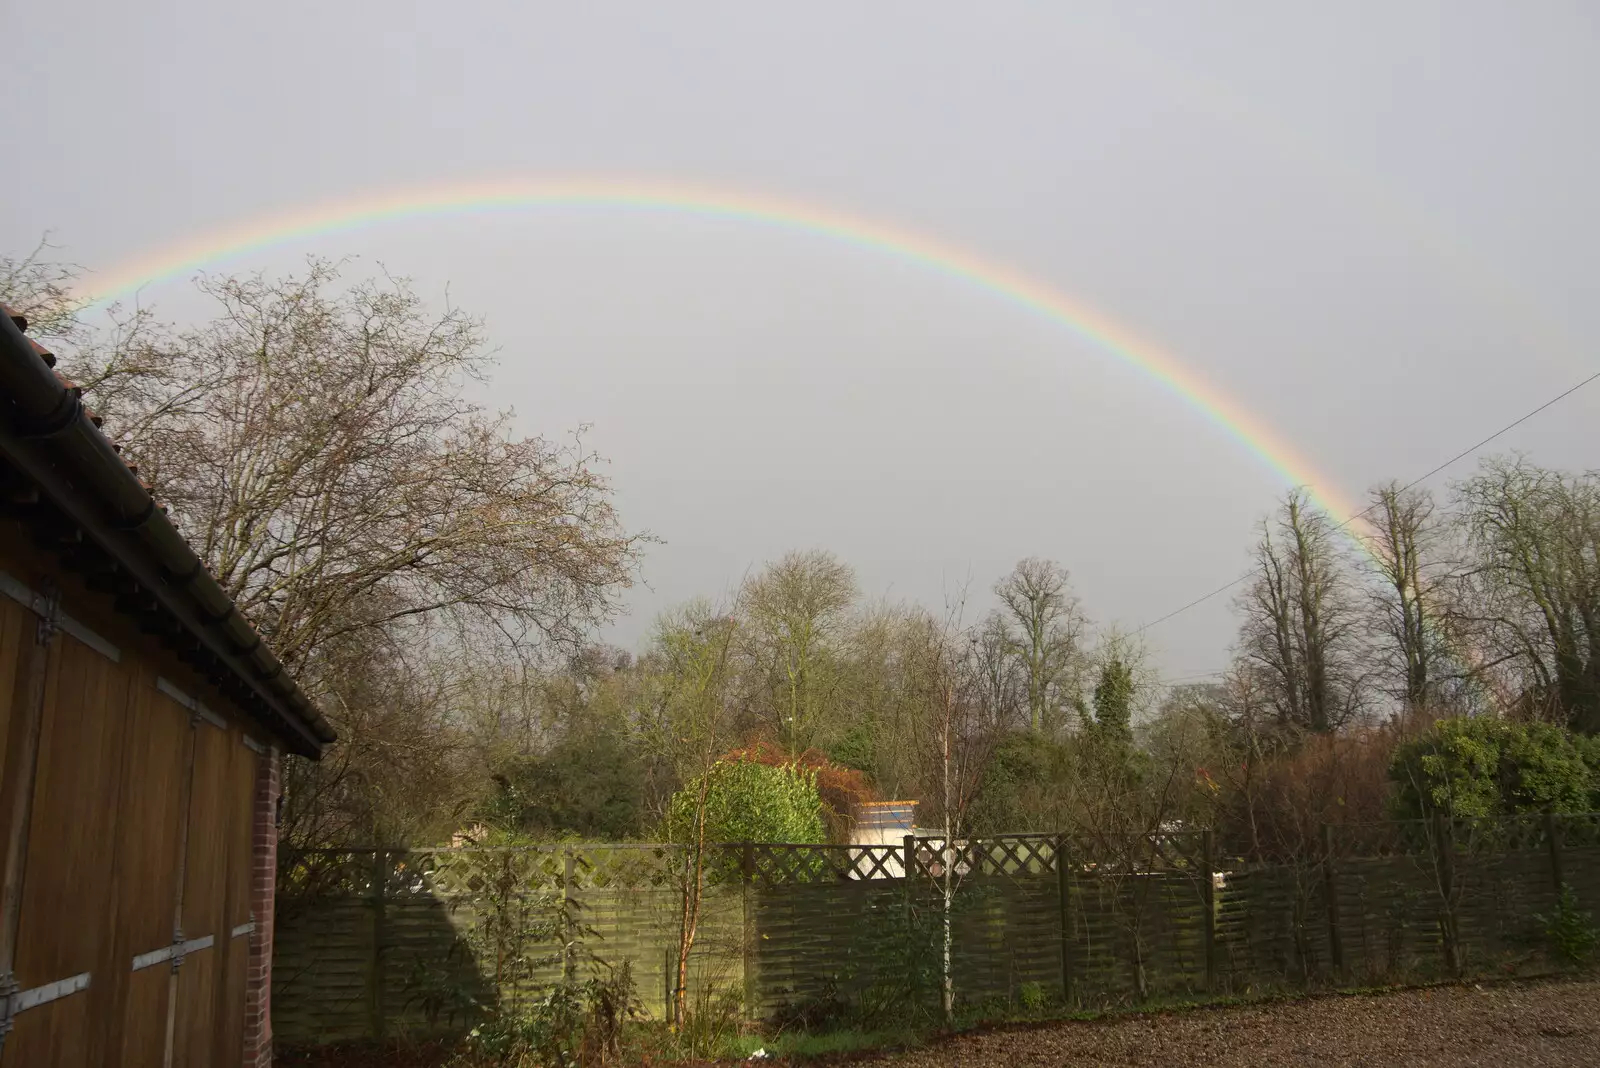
xmin=274 ymin=819 xmax=1600 ymax=1048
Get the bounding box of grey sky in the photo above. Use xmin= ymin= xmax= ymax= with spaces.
xmin=6 ymin=2 xmax=1598 ymax=678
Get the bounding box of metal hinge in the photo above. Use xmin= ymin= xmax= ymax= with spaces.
xmin=0 ymin=571 xmax=59 ymax=645
xmin=156 ymin=677 xmax=226 ymax=730
xmin=130 ymin=934 xmax=214 ymax=973
xmin=11 ymin=972 xmax=89 ymax=1013
xmin=33 ymin=583 xmax=59 ymax=646
xmin=0 ymin=969 xmax=90 ymax=1036
xmin=0 ymin=569 xmax=121 ymax=661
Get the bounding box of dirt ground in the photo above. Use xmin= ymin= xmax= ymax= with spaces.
xmin=279 ymin=979 xmax=1599 ymax=1067
xmin=853 ymin=979 xmax=1600 ymax=1068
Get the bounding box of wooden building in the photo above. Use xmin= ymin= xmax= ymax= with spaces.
xmin=0 ymin=304 xmax=334 ymax=1065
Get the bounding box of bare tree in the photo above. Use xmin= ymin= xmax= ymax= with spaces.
xmin=993 ymin=558 xmax=1087 ymax=734
xmin=970 ymin=610 xmax=1024 ymax=731
xmin=638 ymin=602 xmax=741 ymax=1026
xmin=1455 ymin=457 xmax=1600 ymax=731
xmin=898 ymin=599 xmax=1003 ymax=1022
xmin=1363 ymin=482 xmax=1466 ymax=720
xmin=1237 ymin=489 xmax=1363 ymax=732
xmin=0 ymin=239 xmax=87 ymax=344
xmin=739 ymin=549 xmax=858 ymax=750
xmin=129 ymin=265 xmax=641 ymax=670
xmin=16 ymin=256 xmax=645 ymax=847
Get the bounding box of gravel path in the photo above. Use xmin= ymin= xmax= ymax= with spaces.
xmin=852 ymin=980 xmax=1600 ymax=1068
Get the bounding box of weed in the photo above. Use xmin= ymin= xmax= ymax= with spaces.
xmin=453 ymin=964 xmax=643 ymax=1068
xmin=674 ymin=983 xmax=743 ymax=1059
xmin=1537 ymin=885 xmax=1599 ymax=967
xmin=1018 ymin=981 xmax=1046 ymax=1013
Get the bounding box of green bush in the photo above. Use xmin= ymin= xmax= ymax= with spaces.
xmin=1574 ymin=733 xmax=1600 ymax=810
xmin=1390 ymin=717 xmax=1596 ymax=820
xmin=1537 ymin=886 xmax=1599 ymax=967
xmin=967 ymin=731 xmax=1073 ymax=835
xmin=485 ymin=729 xmax=645 ymax=840
xmin=664 ymin=757 xmax=825 ymax=843
xmin=1018 ymin=981 xmax=1047 ymax=1013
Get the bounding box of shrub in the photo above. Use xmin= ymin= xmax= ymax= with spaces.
xmin=456 ymin=963 xmax=642 ymax=1068
xmin=485 ymin=730 xmax=645 ymax=840
xmin=664 ymin=756 xmax=825 ymax=843
xmin=1537 ymin=886 xmax=1599 ymax=967
xmin=1390 ymin=717 xmax=1596 ymax=820
xmin=723 ymin=741 xmax=876 ymax=841
xmin=1018 ymin=981 xmax=1047 ymax=1013
xmin=967 ymin=731 xmax=1073 ymax=835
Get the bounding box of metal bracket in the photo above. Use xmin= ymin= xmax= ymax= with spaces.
xmin=0 ymin=969 xmax=90 ymax=1034
xmin=131 ymin=934 xmax=214 ymax=974
xmin=0 ymin=570 xmax=59 ymax=646
xmin=0 ymin=972 xmax=16 ymax=1040
xmin=11 ymin=972 xmax=89 ymax=1014
xmin=241 ymin=735 xmax=266 ymax=754
xmin=0 ymin=569 xmax=121 ymax=661
xmin=156 ymin=677 xmax=226 ymax=730
xmin=33 ymin=582 xmax=59 ymax=646
xmin=230 ymin=920 xmax=255 ymax=939
xmin=131 ymin=945 xmax=174 ymax=972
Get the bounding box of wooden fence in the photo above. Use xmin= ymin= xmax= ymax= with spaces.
xmin=272 ymin=814 xmax=1600 ymax=1046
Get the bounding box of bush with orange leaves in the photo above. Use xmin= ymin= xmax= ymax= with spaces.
xmin=719 ymin=741 xmax=877 ymax=842
xmin=1215 ymin=725 xmax=1404 ymax=862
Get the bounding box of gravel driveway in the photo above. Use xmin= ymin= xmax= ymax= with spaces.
xmin=852 ymin=980 xmax=1599 ymax=1068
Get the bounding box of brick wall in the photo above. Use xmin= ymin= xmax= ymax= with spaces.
xmin=242 ymin=745 xmax=281 ymax=1068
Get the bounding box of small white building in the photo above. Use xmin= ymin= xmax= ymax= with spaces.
xmin=850 ymin=801 xmax=918 ymax=878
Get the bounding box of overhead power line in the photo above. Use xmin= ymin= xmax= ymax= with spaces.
xmin=1134 ymin=370 xmax=1600 ymax=635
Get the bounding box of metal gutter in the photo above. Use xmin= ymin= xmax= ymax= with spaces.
xmin=0 ymin=306 xmax=333 ymax=757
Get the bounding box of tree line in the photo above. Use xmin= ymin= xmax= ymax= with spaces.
xmin=5 ymin=249 xmax=1596 ymax=862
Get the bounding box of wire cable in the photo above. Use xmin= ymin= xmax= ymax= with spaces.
xmin=1133 ymin=370 xmax=1599 ymax=634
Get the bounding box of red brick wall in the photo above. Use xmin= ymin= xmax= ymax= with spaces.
xmin=242 ymin=744 xmax=281 ymax=1067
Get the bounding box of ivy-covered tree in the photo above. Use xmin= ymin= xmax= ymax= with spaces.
xmin=484 ymin=728 xmax=646 ymax=840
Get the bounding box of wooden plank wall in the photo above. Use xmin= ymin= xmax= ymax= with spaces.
xmin=105 ymin=681 xmax=193 ymax=1066
xmin=0 ymin=598 xmax=266 ymax=1068
xmin=7 ymin=632 xmax=132 ymax=1065
xmin=174 ymin=719 xmax=234 ymax=1066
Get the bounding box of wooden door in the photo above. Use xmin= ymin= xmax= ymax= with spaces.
xmin=105 ymin=682 xmax=194 ymax=1068
xmin=210 ymin=736 xmax=260 ymax=1067
xmin=4 ymin=631 xmax=132 ymax=1065
xmin=0 ymin=587 xmax=266 ymax=1067
xmin=171 ymin=716 xmax=231 ymax=1067
xmin=0 ymin=595 xmax=31 ymax=809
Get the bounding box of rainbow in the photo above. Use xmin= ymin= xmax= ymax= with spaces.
xmin=71 ymin=179 xmax=1514 ymax=702
xmin=72 ymin=179 xmax=1367 ymax=531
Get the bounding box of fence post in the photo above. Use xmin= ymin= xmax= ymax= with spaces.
xmin=1432 ymin=812 xmax=1460 ymax=976
xmin=1321 ymin=825 xmax=1343 ymax=980
xmin=368 ymin=849 xmax=388 ymax=1040
xmin=663 ymin=946 xmax=675 ymax=1027
xmin=741 ymin=843 xmax=756 ymax=1018
xmin=562 ymin=850 xmax=577 ymax=984
xmin=1056 ymin=834 xmax=1073 ymax=1006
xmin=902 ymin=834 xmax=915 ymax=914
xmin=1544 ymin=810 xmax=1566 ymax=896
xmin=1202 ymin=829 xmax=1217 ymax=994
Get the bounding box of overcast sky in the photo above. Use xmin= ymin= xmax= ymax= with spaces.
xmin=5 ymin=2 xmax=1597 ymax=678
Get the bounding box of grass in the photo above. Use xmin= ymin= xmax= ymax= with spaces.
xmin=723 ymin=1028 xmax=923 ymax=1060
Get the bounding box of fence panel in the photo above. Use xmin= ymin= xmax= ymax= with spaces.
xmin=272 ymin=817 xmax=1600 ymax=1047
